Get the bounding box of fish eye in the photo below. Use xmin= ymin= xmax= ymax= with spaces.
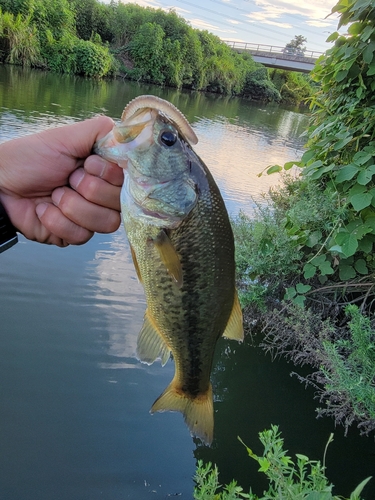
xmin=160 ymin=130 xmax=177 ymax=147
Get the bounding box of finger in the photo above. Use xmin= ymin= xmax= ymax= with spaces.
xmin=84 ymin=155 xmax=124 ymax=186
xmin=41 ymin=115 xmax=115 ymax=160
xmin=69 ymin=167 xmax=122 ymax=212
xmin=36 ymin=202 xmax=94 ymax=246
xmin=52 ymin=186 xmax=121 ymax=234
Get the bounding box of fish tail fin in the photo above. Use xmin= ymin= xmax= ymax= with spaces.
xmin=151 ymin=380 xmax=214 ymax=445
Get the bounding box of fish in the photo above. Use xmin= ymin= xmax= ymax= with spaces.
xmin=94 ymin=95 xmax=243 ymax=445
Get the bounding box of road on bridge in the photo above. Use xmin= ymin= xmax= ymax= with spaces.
xmin=224 ymin=41 xmax=323 ymax=73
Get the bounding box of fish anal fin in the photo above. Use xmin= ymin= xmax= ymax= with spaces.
xmin=130 ymin=244 xmax=143 ymax=284
xmin=153 ymin=230 xmax=183 ymax=288
xmin=222 ymin=292 xmax=244 ymax=341
xmin=136 ymin=310 xmax=171 ymax=366
xmin=151 ymin=380 xmax=214 ymax=445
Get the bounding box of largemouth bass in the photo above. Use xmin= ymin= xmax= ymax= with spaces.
xmin=94 ymin=95 xmax=243 ymax=445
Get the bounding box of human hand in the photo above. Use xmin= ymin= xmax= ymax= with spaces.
xmin=0 ymin=116 xmax=124 ymax=247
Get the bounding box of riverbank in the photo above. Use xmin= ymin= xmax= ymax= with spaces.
xmin=0 ymin=0 xmax=313 ymax=106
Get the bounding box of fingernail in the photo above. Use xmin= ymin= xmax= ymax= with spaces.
xmin=87 ymin=156 xmax=107 ymax=178
xmin=36 ymin=202 xmax=48 ymax=219
xmin=69 ymin=169 xmax=85 ymax=189
xmin=52 ymin=187 xmax=65 ymax=206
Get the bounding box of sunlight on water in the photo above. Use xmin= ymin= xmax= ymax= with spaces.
xmin=193 ymin=112 xmax=305 ymax=215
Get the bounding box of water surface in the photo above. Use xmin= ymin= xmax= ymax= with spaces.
xmin=0 ymin=65 xmax=374 ymax=499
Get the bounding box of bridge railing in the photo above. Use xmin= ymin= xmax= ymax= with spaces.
xmin=224 ymin=41 xmax=323 ymax=62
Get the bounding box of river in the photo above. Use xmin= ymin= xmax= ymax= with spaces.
xmin=0 ymin=65 xmax=374 ymax=499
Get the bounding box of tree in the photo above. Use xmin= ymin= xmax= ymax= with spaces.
xmin=283 ymin=34 xmax=307 ymax=55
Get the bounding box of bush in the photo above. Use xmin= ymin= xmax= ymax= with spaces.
xmin=193 ymin=425 xmax=371 ymax=499
xmin=261 ymin=303 xmax=375 ymax=436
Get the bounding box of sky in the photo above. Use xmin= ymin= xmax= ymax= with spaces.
xmin=109 ymin=0 xmax=342 ymax=53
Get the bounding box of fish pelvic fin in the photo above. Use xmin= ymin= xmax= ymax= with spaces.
xmin=153 ymin=230 xmax=183 ymax=288
xmin=136 ymin=309 xmax=171 ymax=366
xmin=222 ymin=292 xmax=244 ymax=342
xmin=151 ymin=381 xmax=214 ymax=446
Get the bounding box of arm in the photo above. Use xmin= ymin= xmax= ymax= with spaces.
xmin=0 ymin=116 xmax=124 ymax=248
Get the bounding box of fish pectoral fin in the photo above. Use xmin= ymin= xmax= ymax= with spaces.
xmin=136 ymin=309 xmax=171 ymax=366
xmin=222 ymin=292 xmax=244 ymax=341
xmin=151 ymin=380 xmax=214 ymax=446
xmin=153 ymin=230 xmax=183 ymax=288
xmin=130 ymin=244 xmax=143 ymax=284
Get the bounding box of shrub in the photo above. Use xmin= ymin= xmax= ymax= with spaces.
xmin=193 ymin=425 xmax=371 ymax=499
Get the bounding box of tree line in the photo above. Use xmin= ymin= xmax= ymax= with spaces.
xmin=0 ymin=0 xmax=312 ymax=104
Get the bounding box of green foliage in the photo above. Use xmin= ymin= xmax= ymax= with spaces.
xmin=193 ymin=426 xmax=371 ymax=499
xmin=0 ymin=0 xmax=282 ymax=96
xmin=269 ymin=70 xmax=316 ymax=105
xmin=320 ymin=305 xmax=375 ymax=430
xmin=0 ymin=8 xmax=40 ymax=66
xmin=294 ymin=0 xmax=375 ymax=282
xmin=283 ymin=35 xmax=307 ymax=56
xmin=0 ymin=1 xmax=116 ymax=77
xmin=232 ymin=175 xmax=345 ymax=298
xmin=262 ymin=303 xmax=375 ymax=435
xmin=242 ymin=67 xmax=281 ymax=102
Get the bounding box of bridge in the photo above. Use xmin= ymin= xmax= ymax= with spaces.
xmin=224 ymin=41 xmax=323 ymax=73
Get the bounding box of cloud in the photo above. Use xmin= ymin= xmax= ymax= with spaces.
xmin=306 ymin=20 xmax=333 ymax=27
xmin=244 ymin=0 xmax=338 ymax=30
xmin=189 ymin=18 xmax=237 ymax=34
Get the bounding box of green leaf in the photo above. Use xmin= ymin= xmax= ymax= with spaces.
xmin=319 ymin=261 xmax=335 ymax=275
xmin=349 ymin=476 xmax=372 ymax=499
xmin=348 ymin=183 xmax=366 ymax=197
xmin=258 ymin=457 xmax=270 ymax=472
xmin=335 ymin=69 xmax=348 ymax=82
xmin=301 ymin=149 xmax=316 ymax=164
xmin=361 ymin=25 xmax=373 ymax=42
xmin=335 ymin=165 xmax=359 ymax=182
xmin=329 ymin=244 xmax=343 ymax=254
xmin=353 ymin=151 xmax=373 ymax=165
xmin=357 ymin=236 xmax=373 ymax=253
xmin=285 ymin=287 xmax=297 ymax=299
xmin=311 ymin=254 xmax=327 ymax=266
xmin=335 ymin=232 xmax=358 ymax=257
xmin=363 ymin=42 xmax=375 ymax=64
xmin=284 ymin=161 xmax=300 ymax=171
xmin=339 ymin=264 xmax=356 ymax=280
xmin=296 ymin=283 xmax=312 ymax=294
xmin=293 ymin=295 xmax=306 ymax=307
xmin=333 ymin=136 xmax=352 ymax=150
xmin=305 ymin=493 xmax=331 ymax=500
xmin=367 ymin=64 xmax=375 ymax=76
xmin=354 ymin=258 xmax=368 ymax=274
xmin=306 ymin=230 xmax=322 ymax=248
xmin=303 ymin=263 xmax=316 ymax=279
xmin=357 ymin=169 xmax=374 ymax=185
xmin=348 ymin=22 xmax=363 ymax=35
xmin=326 ymin=32 xmax=339 ymax=42
xmin=350 ymin=192 xmax=373 ymax=211
xmin=266 ymin=165 xmax=282 ymax=175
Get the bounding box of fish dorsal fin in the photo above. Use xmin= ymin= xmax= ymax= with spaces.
xmin=136 ymin=309 xmax=171 ymax=366
xmin=153 ymin=230 xmax=183 ymax=288
xmin=130 ymin=244 xmax=143 ymax=283
xmin=222 ymin=292 xmax=244 ymax=341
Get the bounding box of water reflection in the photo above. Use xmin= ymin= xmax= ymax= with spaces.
xmin=89 ymin=231 xmax=145 ymax=367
